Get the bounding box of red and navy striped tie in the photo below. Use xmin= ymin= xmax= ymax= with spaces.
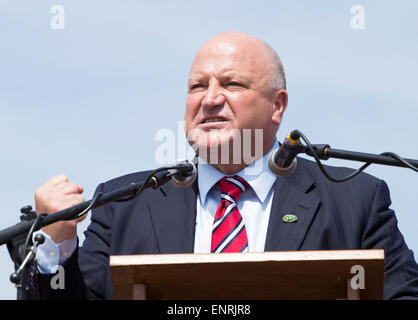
xmin=211 ymin=175 xmax=249 ymax=253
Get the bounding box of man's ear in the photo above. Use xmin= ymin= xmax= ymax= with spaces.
xmin=272 ymin=90 xmax=288 ymax=125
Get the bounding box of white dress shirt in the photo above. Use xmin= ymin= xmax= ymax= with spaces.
xmin=35 ymin=141 xmax=279 ymax=273
xmin=194 ymin=143 xmax=277 ymax=253
xmin=33 ymin=230 xmax=77 ymax=274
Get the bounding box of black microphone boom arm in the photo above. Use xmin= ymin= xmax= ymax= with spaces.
xmin=280 ymin=129 xmax=418 ymax=183
xmin=305 ymin=144 xmax=418 ymax=169
xmin=0 ymin=162 xmax=196 ymax=247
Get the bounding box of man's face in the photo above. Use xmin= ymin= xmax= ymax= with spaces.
xmin=184 ymin=38 xmax=285 ymax=164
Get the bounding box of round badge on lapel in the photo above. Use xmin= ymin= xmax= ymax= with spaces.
xmin=283 ymin=214 xmax=298 ymax=223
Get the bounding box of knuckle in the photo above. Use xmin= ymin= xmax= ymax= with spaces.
xmin=57 ymin=174 xmax=69 ymax=181
xmin=67 ymin=182 xmax=80 ymax=192
xmin=71 ymin=182 xmax=80 ymax=190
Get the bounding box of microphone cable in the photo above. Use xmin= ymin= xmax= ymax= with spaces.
xmin=21 ymin=212 xmax=48 ymax=265
xmin=115 ymin=160 xmax=196 ymax=203
xmin=113 ymin=166 xmax=176 ymax=203
xmin=292 ymin=130 xmax=418 ymax=183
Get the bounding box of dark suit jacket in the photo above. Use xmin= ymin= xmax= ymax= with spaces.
xmin=23 ymin=157 xmax=418 ymax=299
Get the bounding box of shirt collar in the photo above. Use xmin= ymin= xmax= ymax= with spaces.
xmin=197 ymin=140 xmax=279 ymax=204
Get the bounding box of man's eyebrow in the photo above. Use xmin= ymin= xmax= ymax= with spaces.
xmin=221 ymin=71 xmax=251 ymax=83
xmin=188 ymin=74 xmax=205 ymax=84
xmin=188 ymin=71 xmax=252 ymax=84
xmin=188 ymin=76 xmax=201 ymax=82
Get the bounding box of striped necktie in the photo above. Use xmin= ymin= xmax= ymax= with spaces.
xmin=211 ymin=175 xmax=249 ymax=253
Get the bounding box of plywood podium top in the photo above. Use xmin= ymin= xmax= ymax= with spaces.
xmin=110 ymin=250 xmax=384 ymax=300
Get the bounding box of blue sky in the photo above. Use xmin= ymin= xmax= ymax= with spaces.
xmin=1 ymin=1 xmax=417 ymax=299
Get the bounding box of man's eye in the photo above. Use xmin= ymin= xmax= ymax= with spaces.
xmin=190 ymin=84 xmax=204 ymax=91
xmin=226 ymin=81 xmax=243 ymax=87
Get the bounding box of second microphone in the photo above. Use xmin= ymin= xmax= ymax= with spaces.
xmin=268 ymin=131 xmax=302 ymax=177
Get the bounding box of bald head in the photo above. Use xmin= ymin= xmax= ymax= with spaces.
xmin=193 ymin=31 xmax=286 ymax=91
xmin=185 ymin=31 xmax=289 ymax=173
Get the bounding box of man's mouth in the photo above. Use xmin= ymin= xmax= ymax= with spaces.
xmin=201 ymin=117 xmax=228 ymax=124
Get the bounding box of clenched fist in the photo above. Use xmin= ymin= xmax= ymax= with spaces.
xmin=34 ymin=174 xmax=86 ymax=243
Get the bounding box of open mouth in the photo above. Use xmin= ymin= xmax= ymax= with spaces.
xmin=201 ymin=117 xmax=228 ymax=124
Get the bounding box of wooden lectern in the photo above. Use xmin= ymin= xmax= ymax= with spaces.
xmin=110 ymin=250 xmax=384 ymax=300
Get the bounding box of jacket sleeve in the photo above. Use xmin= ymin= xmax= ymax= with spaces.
xmin=361 ymin=179 xmax=418 ymax=299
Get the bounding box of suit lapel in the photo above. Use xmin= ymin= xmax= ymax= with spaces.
xmin=264 ymin=164 xmax=320 ymax=251
xmin=147 ymin=181 xmax=198 ymax=254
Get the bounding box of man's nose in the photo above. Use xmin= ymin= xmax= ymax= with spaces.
xmin=201 ymin=83 xmax=225 ymax=109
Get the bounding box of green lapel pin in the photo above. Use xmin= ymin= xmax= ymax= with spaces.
xmin=283 ymin=214 xmax=298 ymax=223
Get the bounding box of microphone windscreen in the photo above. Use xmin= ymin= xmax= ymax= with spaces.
xmin=171 ymin=161 xmax=197 ymax=187
xmin=268 ymin=149 xmax=298 ymax=177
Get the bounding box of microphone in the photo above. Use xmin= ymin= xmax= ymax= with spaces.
xmin=268 ymin=131 xmax=301 ymax=177
xmin=170 ymin=159 xmax=197 ymax=187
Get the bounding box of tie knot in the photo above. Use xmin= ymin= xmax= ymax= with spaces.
xmin=218 ymin=175 xmax=249 ymax=203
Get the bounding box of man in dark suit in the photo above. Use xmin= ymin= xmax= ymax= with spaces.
xmin=25 ymin=32 xmax=418 ymax=299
